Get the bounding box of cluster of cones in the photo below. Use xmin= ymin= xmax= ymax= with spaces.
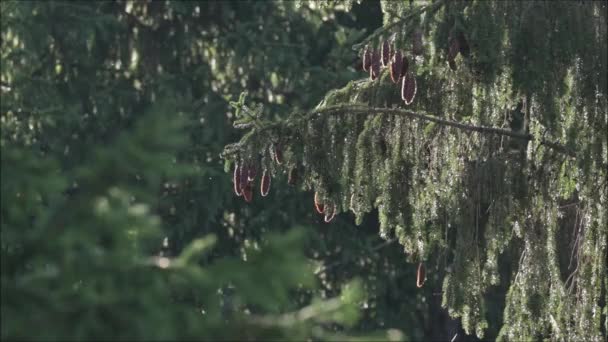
xmin=362 ymin=39 xmax=417 ymax=105
xmin=233 ymin=162 xmax=271 ymax=202
xmin=233 ymin=147 xmax=336 ymax=223
xmin=314 ymin=192 xmax=337 ymax=223
xmin=233 ymin=144 xmax=282 ymax=202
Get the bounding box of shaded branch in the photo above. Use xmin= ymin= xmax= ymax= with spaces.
xmin=351 ymin=0 xmax=446 ymax=51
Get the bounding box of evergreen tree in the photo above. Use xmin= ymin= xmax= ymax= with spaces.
xmin=1 ymin=99 xmax=370 ymax=340
xmin=1 ymin=1 xmax=405 ymax=340
xmin=224 ymin=1 xmax=608 ymax=340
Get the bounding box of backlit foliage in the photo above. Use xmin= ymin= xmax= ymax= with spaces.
xmin=1 ymin=1 xmax=397 ymax=340
xmin=224 ymin=1 xmax=608 ymax=339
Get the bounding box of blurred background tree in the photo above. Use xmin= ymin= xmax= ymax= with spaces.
xmin=0 ymin=0 xmax=421 ymax=340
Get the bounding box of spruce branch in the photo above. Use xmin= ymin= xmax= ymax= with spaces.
xmin=312 ymin=104 xmax=577 ymax=158
xmin=229 ymin=92 xmax=268 ymax=131
xmin=221 ymin=103 xmax=576 ymax=158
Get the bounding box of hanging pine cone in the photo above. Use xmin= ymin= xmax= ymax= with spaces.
xmin=370 ymin=50 xmax=381 ymax=80
xmin=448 ymin=36 xmax=460 ymax=70
xmin=243 ymin=181 xmax=253 ymax=203
xmin=448 ymin=59 xmax=457 ymax=71
xmin=314 ymin=192 xmax=324 ymax=214
xmin=362 ymin=45 xmax=372 ymax=72
xmin=448 ymin=37 xmax=460 ymax=61
xmin=401 ymin=72 xmax=417 ymax=105
xmin=271 ymin=144 xmax=283 ymax=165
xmin=260 ymin=169 xmax=271 ymax=197
xmin=381 ymin=39 xmax=391 ymax=67
xmin=416 ymin=262 xmax=426 ymax=288
xmin=412 ymin=29 xmax=423 ymax=55
xmin=458 ymin=32 xmax=470 ymax=57
xmin=400 ymin=55 xmax=409 ymax=78
xmin=324 ymin=204 xmax=337 ymax=223
xmin=239 ymin=163 xmax=249 ymax=194
xmin=247 ymin=165 xmax=257 ymax=181
xmin=233 ymin=162 xmax=242 ymax=196
xmin=390 ymin=50 xmax=403 ymax=83
xmin=287 ymin=167 xmax=298 ymax=186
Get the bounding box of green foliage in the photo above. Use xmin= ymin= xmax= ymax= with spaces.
xmin=2 ymin=0 xmax=408 ymax=340
xmin=224 ymin=1 xmax=608 ymax=340
xmin=0 ymin=85 xmax=372 ymax=340
xmin=5 ymin=0 xmax=605 ymax=340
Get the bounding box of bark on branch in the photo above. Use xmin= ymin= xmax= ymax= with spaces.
xmin=313 ymin=104 xmax=577 ymax=158
xmin=222 ymin=103 xmax=576 ymax=159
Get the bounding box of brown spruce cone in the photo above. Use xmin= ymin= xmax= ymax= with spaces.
xmin=381 ymin=39 xmax=391 ymax=67
xmin=370 ymin=50 xmax=381 ymax=80
xmin=272 ymin=144 xmax=283 ymax=165
xmin=314 ymin=192 xmax=324 ymax=214
xmin=233 ymin=162 xmax=242 ymax=196
xmin=458 ymin=32 xmax=470 ymax=57
xmin=448 ymin=59 xmax=457 ymax=71
xmin=400 ymin=55 xmax=409 ymax=78
xmin=260 ymin=169 xmax=271 ymax=197
xmin=247 ymin=165 xmax=257 ymax=181
xmin=448 ymin=36 xmax=460 ymax=60
xmin=416 ymin=262 xmax=426 ymax=288
xmin=448 ymin=36 xmax=460 ymax=70
xmin=324 ymin=204 xmax=337 ymax=223
xmin=243 ymin=181 xmax=253 ymax=203
xmin=287 ymin=167 xmax=298 ymax=186
xmin=362 ymin=46 xmax=372 ymax=72
xmin=401 ymin=72 xmax=417 ymax=105
xmin=239 ymin=162 xmax=249 ymax=195
xmin=390 ymin=50 xmax=403 ymax=83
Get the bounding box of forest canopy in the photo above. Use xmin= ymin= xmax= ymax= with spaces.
xmin=1 ymin=1 xmax=607 ymax=341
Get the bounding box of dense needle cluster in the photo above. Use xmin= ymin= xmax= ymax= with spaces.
xmin=224 ymin=1 xmax=607 ymax=340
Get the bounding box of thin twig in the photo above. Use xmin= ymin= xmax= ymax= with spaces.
xmin=239 ymin=105 xmax=264 ymax=130
xmin=568 ymin=207 xmax=581 ymax=271
xmin=513 ymin=248 xmax=526 ymax=285
xmin=566 ymin=208 xmax=584 ymax=294
xmin=565 ymin=265 xmax=579 ymax=295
